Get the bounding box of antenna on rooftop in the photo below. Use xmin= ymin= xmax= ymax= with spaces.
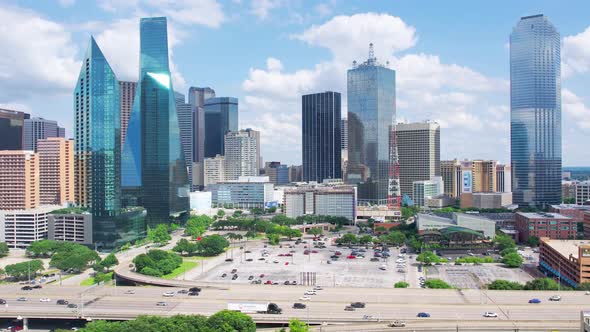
xmin=369 ymin=43 xmax=375 ymax=61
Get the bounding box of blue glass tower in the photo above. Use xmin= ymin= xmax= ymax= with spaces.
xmin=510 ymin=14 xmax=561 ymax=207
xmin=346 ymin=45 xmax=396 ymax=205
xmin=204 ymin=97 xmax=238 ymax=158
xmin=122 ymin=17 xmax=190 ymax=228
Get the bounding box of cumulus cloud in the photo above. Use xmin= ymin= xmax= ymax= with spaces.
xmin=563 ymin=89 xmax=590 ymax=129
xmin=563 ymin=26 xmax=590 ymax=77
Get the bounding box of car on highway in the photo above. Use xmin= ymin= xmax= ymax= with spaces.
xmin=379 ymin=265 xmax=387 ymax=271
xmin=299 ymin=296 xmax=311 ymax=301
xmin=177 ymin=289 xmax=189 ymax=294
xmin=350 ymin=302 xmax=366 ymax=308
xmin=221 ymin=273 xmax=227 ymax=278
xmin=32 ymin=285 xmax=42 ymax=289
xmin=313 ymin=286 xmax=323 ymax=290
xmin=162 ymin=292 xmax=175 ymax=297
xmin=16 ymin=297 xmax=27 ymax=302
xmin=344 ymin=306 xmax=355 ymax=311
xmin=0 ymin=299 xmax=5 ymax=305
xmin=39 ymin=298 xmax=51 ymax=302
xmin=21 ymin=286 xmax=32 ymax=291
xmin=528 ymin=298 xmax=541 ymax=304
xmin=67 ymin=303 xmax=78 ymax=308
xmin=293 ymin=303 xmax=306 ymax=309
xmin=483 ymin=312 xmax=498 ymax=317
xmin=304 ymin=290 xmax=317 ymax=295
xmin=232 ymin=274 xmax=238 ymax=280
xmin=156 ymin=301 xmax=168 ymax=306
xmin=189 ymin=287 xmax=202 ymax=293
xmin=188 ymin=291 xmax=199 ymax=296
xmin=417 ymin=312 xmax=431 ymax=318
xmin=225 ymin=258 xmax=233 ymax=262
xmin=387 ymin=320 xmax=406 ymax=327
xmin=56 ymin=299 xmax=69 ymax=305
xmin=549 ymin=295 xmax=561 ymax=301
xmin=586 ymin=291 xmax=590 ymax=295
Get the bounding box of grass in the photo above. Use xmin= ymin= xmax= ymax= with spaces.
xmin=162 ymin=261 xmax=198 ymax=280
xmin=80 ymin=272 xmax=113 ymax=286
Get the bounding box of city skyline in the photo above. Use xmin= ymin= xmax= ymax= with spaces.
xmin=0 ymin=1 xmax=589 ymax=166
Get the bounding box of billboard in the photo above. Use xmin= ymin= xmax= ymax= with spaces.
xmin=264 ymin=201 xmax=279 ymax=209
xmin=462 ymin=170 xmax=472 ymax=193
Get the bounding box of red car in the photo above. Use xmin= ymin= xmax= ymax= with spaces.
xmin=303 ymin=250 xmax=310 ymax=255
xmin=260 ymin=274 xmax=265 ymax=278
xmin=311 ymin=250 xmax=318 ymax=254
xmin=284 ymin=262 xmax=289 ymax=265
xmin=278 ymin=254 xmax=284 ymax=257
xmin=265 ymin=280 xmax=273 ymax=284
xmin=347 ymin=255 xmax=356 ymax=259
xmin=285 ymin=253 xmax=293 ymax=257
xmin=335 ymin=251 xmax=342 ymax=256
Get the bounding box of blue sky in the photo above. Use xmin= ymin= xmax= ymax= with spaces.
xmin=1 ymin=0 xmax=589 ymax=166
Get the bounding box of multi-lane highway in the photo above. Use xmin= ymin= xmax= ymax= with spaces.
xmin=0 ymin=283 xmax=588 ymax=330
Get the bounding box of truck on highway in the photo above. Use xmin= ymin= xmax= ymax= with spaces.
xmin=227 ymin=302 xmax=282 ymax=314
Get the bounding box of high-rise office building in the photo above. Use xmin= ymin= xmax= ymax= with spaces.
xmin=204 ymin=97 xmax=238 ymax=158
xmin=396 ymin=121 xmax=440 ymax=199
xmin=0 ymin=109 xmax=30 ymax=150
xmin=0 ymin=150 xmax=39 ymax=210
xmin=119 ymin=81 xmax=137 ymax=148
xmin=121 ymin=17 xmax=189 ymax=228
xmin=510 ymin=14 xmax=561 ymax=207
xmin=24 ymin=117 xmax=63 ymax=151
xmin=341 ymin=118 xmax=348 ymax=151
xmin=175 ymin=92 xmax=194 ymax=189
xmin=472 ymin=160 xmax=497 ymax=193
xmin=188 ymin=87 xmax=215 ymax=163
xmin=38 ymin=138 xmax=74 ymax=206
xmin=496 ymin=164 xmax=512 ymax=193
xmin=204 ymin=154 xmax=226 ymax=187
xmin=289 ymin=165 xmax=303 ymax=183
xmin=347 ymin=45 xmax=395 ymax=204
xmin=302 ymin=91 xmax=342 ymax=183
xmin=74 ymin=37 xmax=121 ymax=218
xmin=224 ymin=129 xmax=259 ymax=181
xmin=441 ymin=159 xmax=461 ymax=198
xmin=265 ymin=162 xmax=289 ymax=185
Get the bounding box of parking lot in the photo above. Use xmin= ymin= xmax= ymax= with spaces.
xmin=194 ymin=237 xmax=417 ymax=288
xmin=425 ymin=263 xmax=534 ymax=289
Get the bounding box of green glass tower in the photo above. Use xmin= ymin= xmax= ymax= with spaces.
xmin=122 ymin=17 xmax=190 ymax=228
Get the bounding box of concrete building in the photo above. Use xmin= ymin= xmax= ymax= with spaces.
xmin=441 ymin=159 xmax=461 ymax=198
xmin=284 ymin=184 xmax=356 ymax=222
xmin=289 ymin=165 xmax=303 ymax=183
xmin=562 ymin=180 xmax=578 ymax=202
xmin=188 ymin=87 xmax=216 ymax=189
xmin=208 ymin=176 xmax=274 ymax=209
xmin=582 ymin=311 xmax=590 ymax=332
xmin=0 ymin=150 xmax=39 ymax=210
xmin=576 ymin=181 xmax=590 ymax=205
xmin=224 ymin=129 xmax=259 ymax=181
xmin=416 ymin=213 xmax=496 ymax=239
xmin=119 ymin=81 xmax=137 ymax=148
xmin=585 ymin=212 xmax=590 ymax=240
xmin=0 ymin=108 xmax=29 ymax=150
xmin=0 ymin=205 xmax=60 ymax=248
xmin=515 ymin=212 xmax=576 ymax=242
xmin=189 ymin=191 xmax=212 ymax=215
xmin=38 ymin=138 xmax=74 ymax=206
xmin=48 ymin=210 xmax=93 ymax=245
xmin=471 ymin=160 xmax=497 ymax=193
xmin=550 ymin=204 xmax=590 ymax=224
xmin=539 ymin=237 xmax=590 ymax=288
xmin=442 ymin=159 xmax=512 ymax=198
xmin=204 ymin=154 xmax=226 ymax=187
xmin=496 ymin=164 xmax=512 ymax=193
xmin=265 ymin=162 xmax=289 ymax=185
xmin=412 ymin=176 xmax=443 ymax=207
xmin=396 ymin=121 xmax=440 ymax=199
xmin=470 ymin=192 xmax=513 ymax=209
xmin=23 ymin=117 xmax=63 ymax=151
xmin=175 ymin=92 xmax=195 ymax=189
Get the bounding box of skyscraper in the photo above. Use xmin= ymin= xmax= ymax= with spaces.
xmin=347 ymin=44 xmax=395 ymax=205
xmin=121 ymin=17 xmax=190 ymax=228
xmin=204 ymin=97 xmax=238 ymax=158
xmin=224 ymin=129 xmax=259 ymax=181
xmin=24 ymin=117 xmax=63 ymax=152
xmin=74 ymin=37 xmax=121 ymax=218
xmin=0 ymin=150 xmax=38 ymax=210
xmin=0 ymin=108 xmax=30 ymax=150
xmin=265 ymin=162 xmax=289 ymax=185
xmin=510 ymin=14 xmax=561 ymax=207
xmin=396 ymin=121 xmax=440 ymax=199
xmin=38 ymin=137 xmax=74 ymax=206
xmin=302 ymin=91 xmax=342 ymax=183
xmin=188 ymin=87 xmax=215 ymax=163
xmin=119 ymin=81 xmax=137 ymax=149
xmin=175 ymin=92 xmax=194 ymax=189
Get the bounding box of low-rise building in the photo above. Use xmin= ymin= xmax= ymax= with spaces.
xmin=208 ymin=176 xmax=274 ymax=209
xmin=416 ymin=213 xmax=496 ymax=239
xmin=515 ymin=212 xmax=577 ymax=242
xmin=576 ymin=181 xmax=590 ymax=205
xmin=585 ymin=211 xmax=590 ymax=239
xmin=0 ymin=205 xmax=60 ymax=248
xmin=470 ymin=192 xmax=513 ymax=209
xmin=47 ymin=209 xmax=92 ymax=245
xmin=356 ymin=205 xmax=402 ymax=223
xmin=562 ymin=181 xmax=577 ymax=201
xmin=189 ymin=191 xmax=212 ymax=215
xmin=412 ymin=177 xmax=443 ymax=207
xmin=539 ymin=237 xmax=590 ymax=288
xmin=284 ymin=183 xmax=356 ymax=222
xmin=550 ymin=204 xmax=590 ymax=225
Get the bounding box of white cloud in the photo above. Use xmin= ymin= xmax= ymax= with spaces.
xmin=563 ymin=89 xmax=590 ymax=129
xmin=146 ymin=0 xmax=225 ymax=28
xmin=0 ymin=5 xmax=80 ymax=100
xmin=0 ymin=102 xmax=32 ymax=113
xmin=563 ymin=26 xmax=590 ymax=77
xmin=250 ymin=0 xmax=281 ymax=19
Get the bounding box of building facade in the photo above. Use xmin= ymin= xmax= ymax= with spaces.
xmin=302 ymin=91 xmax=342 ymax=183
xmin=0 ymin=150 xmax=39 ymax=210
xmin=23 ymin=117 xmax=63 ymax=152
xmin=188 ymin=87 xmax=215 ymax=189
xmin=48 ymin=211 xmax=93 ymax=245
xmin=0 ymin=108 xmax=29 ymax=150
xmin=119 ymin=81 xmax=137 ymax=149
xmin=289 ymin=165 xmax=303 ymax=183
xmin=224 ymin=129 xmax=259 ymax=181
xmin=38 ymin=138 xmax=74 ymax=206
xmin=412 ymin=177 xmax=443 ymax=207
xmin=515 ymin=212 xmax=576 ymax=242
xmin=576 ymin=181 xmax=590 ymax=205
xmin=539 ymin=237 xmax=590 ymax=288
xmin=496 ymin=164 xmax=512 ymax=193
xmin=204 ymin=154 xmax=226 ymax=187
xmin=346 ymin=45 xmax=395 ymax=205
xmin=471 ymin=192 xmax=513 ymax=209
xmin=416 ymin=213 xmax=496 ymax=239
xmin=265 ymin=162 xmax=289 ymax=185
xmin=204 ymin=97 xmax=238 ymax=158
xmin=208 ymin=177 xmax=274 ymax=209
xmin=510 ymin=14 xmax=562 ymax=207
xmin=0 ymin=206 xmax=59 ymax=249
xmin=397 ymin=121 xmax=441 ymax=199
xmin=175 ymin=92 xmax=194 ymax=189
xmin=284 ymin=185 xmax=356 ymax=222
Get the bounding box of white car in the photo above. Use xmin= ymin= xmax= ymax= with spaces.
xmin=313 ymin=286 xmax=323 ymax=290
xmin=586 ymin=291 xmax=590 ymax=295
xmin=379 ymin=265 xmax=387 ymax=271
xmin=162 ymin=292 xmax=175 ymax=297
xmin=299 ymin=296 xmax=311 ymax=301
xmin=304 ymin=290 xmax=317 ymax=295
xmin=39 ymin=298 xmax=51 ymax=302
xmin=483 ymin=312 xmax=498 ymax=318
xmin=125 ymin=290 xmax=136 ymax=294
xmin=549 ymin=295 xmax=561 ymax=301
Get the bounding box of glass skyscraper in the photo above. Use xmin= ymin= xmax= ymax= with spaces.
xmin=302 ymin=91 xmax=342 ymax=183
xmin=0 ymin=108 xmax=29 ymax=150
xmin=346 ymin=45 xmax=396 ymax=205
xmin=122 ymin=17 xmax=190 ymax=228
xmin=204 ymin=97 xmax=238 ymax=158
xmin=510 ymin=14 xmax=561 ymax=207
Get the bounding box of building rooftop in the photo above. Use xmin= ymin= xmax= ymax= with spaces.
xmin=551 ymin=204 xmax=590 ymax=210
xmin=517 ymin=212 xmax=572 ymax=220
xmin=543 ymin=239 xmax=590 ymax=258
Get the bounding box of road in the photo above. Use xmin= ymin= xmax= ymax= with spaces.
xmin=0 ymin=284 xmax=587 ymax=330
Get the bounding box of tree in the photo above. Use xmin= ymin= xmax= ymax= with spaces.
xmin=133 ymin=250 xmax=182 ymax=277
xmin=217 ymin=209 xmax=225 ymax=218
xmin=500 ymin=247 xmax=517 ymax=256
xmin=0 ymin=242 xmax=8 ymax=257
xmin=244 ymin=230 xmax=257 ymax=240
xmin=26 ymin=240 xmax=60 ymax=258
xmin=524 ymin=278 xmax=559 ymax=291
xmin=266 ymin=233 xmax=280 ymax=245
xmin=308 ymin=227 xmax=323 ymax=237
xmin=384 ymin=231 xmax=406 ymax=246
xmin=394 ymin=281 xmax=409 ymax=288
xmin=50 ymin=243 xmax=100 ymax=272
xmin=184 ymin=215 xmax=212 ymax=238
xmin=282 ymin=228 xmax=302 ymax=240
xmin=94 ymin=272 xmax=113 ymax=284
xmin=147 ymin=224 xmax=171 ymax=246
xmin=487 ymin=279 xmax=524 ymax=290
xmin=526 ymin=236 xmax=540 ymax=247
xmin=416 ymin=251 xmax=440 ymax=265
xmin=207 ymin=310 xmax=256 ymax=332
xmin=233 ymin=210 xmax=243 ymax=218
xmin=4 ymin=260 xmax=44 ymax=280
xmin=374 ymin=226 xmax=387 ymax=233
xmin=173 ymin=238 xmax=198 ymax=256
xmin=339 ymin=233 xmax=357 ymax=245
xmin=502 ymin=252 xmax=524 ymax=268
xmin=424 ymin=278 xmax=453 ymax=289
xmin=495 ymin=234 xmax=516 ymax=251
xmin=196 ymin=235 xmax=229 ymax=256
xmin=359 ymin=235 xmax=373 ymax=245
xmin=576 ymin=282 xmax=590 ymax=291
xmin=100 ymin=253 xmax=119 ymax=271
xmin=169 ymin=223 xmax=180 ymax=231
xmin=288 ymin=319 xmax=310 ymax=332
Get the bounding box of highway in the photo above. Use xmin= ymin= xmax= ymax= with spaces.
xmin=0 ymin=284 xmax=588 ymax=330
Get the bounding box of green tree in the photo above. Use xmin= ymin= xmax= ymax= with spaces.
xmin=495 ymin=234 xmax=516 ymax=251
xmin=394 ymin=281 xmax=409 ymax=288
xmin=424 ymin=278 xmax=453 ymax=289
xmin=140 ymin=266 xmax=163 ymax=277
xmin=524 ymin=278 xmax=559 ymax=291
xmin=308 ymin=227 xmax=323 ymax=237
xmin=184 ymin=215 xmax=212 ymax=238
xmin=244 ymin=230 xmax=257 ymax=240
xmin=173 ymin=238 xmax=198 ymax=256
xmin=501 ymin=252 xmax=523 ymax=268
xmin=50 ymin=243 xmax=100 ymax=272
xmin=4 ymin=260 xmax=44 ymax=280
xmin=233 ymin=210 xmax=243 ymax=218
xmin=416 ymin=251 xmax=440 ymax=265
xmin=266 ymin=233 xmax=280 ymax=245
xmin=133 ymin=254 xmax=156 ymax=273
xmin=100 ymin=253 xmax=119 ymax=271
xmin=207 ymin=310 xmax=256 ymax=332
xmin=374 ymin=226 xmax=387 ymax=233
xmin=169 ymin=223 xmax=180 ymax=231
xmin=94 ymin=272 xmax=113 ymax=284
xmin=384 ymin=231 xmax=406 ymax=246
xmin=217 ymin=209 xmax=226 ymax=218
xmin=487 ymin=279 xmax=524 ymax=290
xmin=525 ymin=235 xmax=540 ymax=247
xmin=196 ymin=235 xmax=230 ymax=256
xmin=288 ymin=319 xmax=310 ymax=332
xmin=147 ymin=224 xmax=171 ymax=246
xmin=500 ymin=247 xmax=518 ymax=256
xmin=359 ymin=235 xmax=373 ymax=245
xmin=0 ymin=242 xmax=8 ymax=257
xmin=282 ymin=228 xmax=302 ymax=240
xmin=26 ymin=240 xmax=60 ymax=258
xmin=339 ymin=233 xmax=357 ymax=245
xmin=576 ymin=282 xmax=590 ymax=291
xmin=266 ymin=206 xmax=277 ymax=213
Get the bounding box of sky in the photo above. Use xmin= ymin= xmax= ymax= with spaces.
xmin=0 ymin=0 xmax=589 ymax=166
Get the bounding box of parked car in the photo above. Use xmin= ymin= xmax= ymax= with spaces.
xmin=248 ymin=275 xmax=254 ymax=280
xmin=177 ymin=289 xmax=189 ymax=294
xmin=0 ymin=299 xmax=5 ymax=305
xmin=299 ymin=296 xmax=311 ymax=301
xmin=259 ymin=274 xmax=265 ymax=278
xmin=188 ymin=291 xmax=199 ymax=296
xmin=344 ymin=306 xmax=355 ymax=311
xmin=221 ymin=273 xmax=227 ymax=278
xmin=124 ymin=290 xmax=135 ymax=294
xmin=231 ymin=269 xmax=237 ymax=273
xmin=232 ymin=274 xmax=238 ymax=280
xmin=162 ymin=292 xmax=175 ymax=297
xmin=39 ymin=298 xmax=51 ymax=302
xmin=189 ymin=287 xmax=201 ymax=292
xmin=304 ymin=290 xmax=317 ymax=295
xmin=67 ymin=303 xmax=78 ymax=308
